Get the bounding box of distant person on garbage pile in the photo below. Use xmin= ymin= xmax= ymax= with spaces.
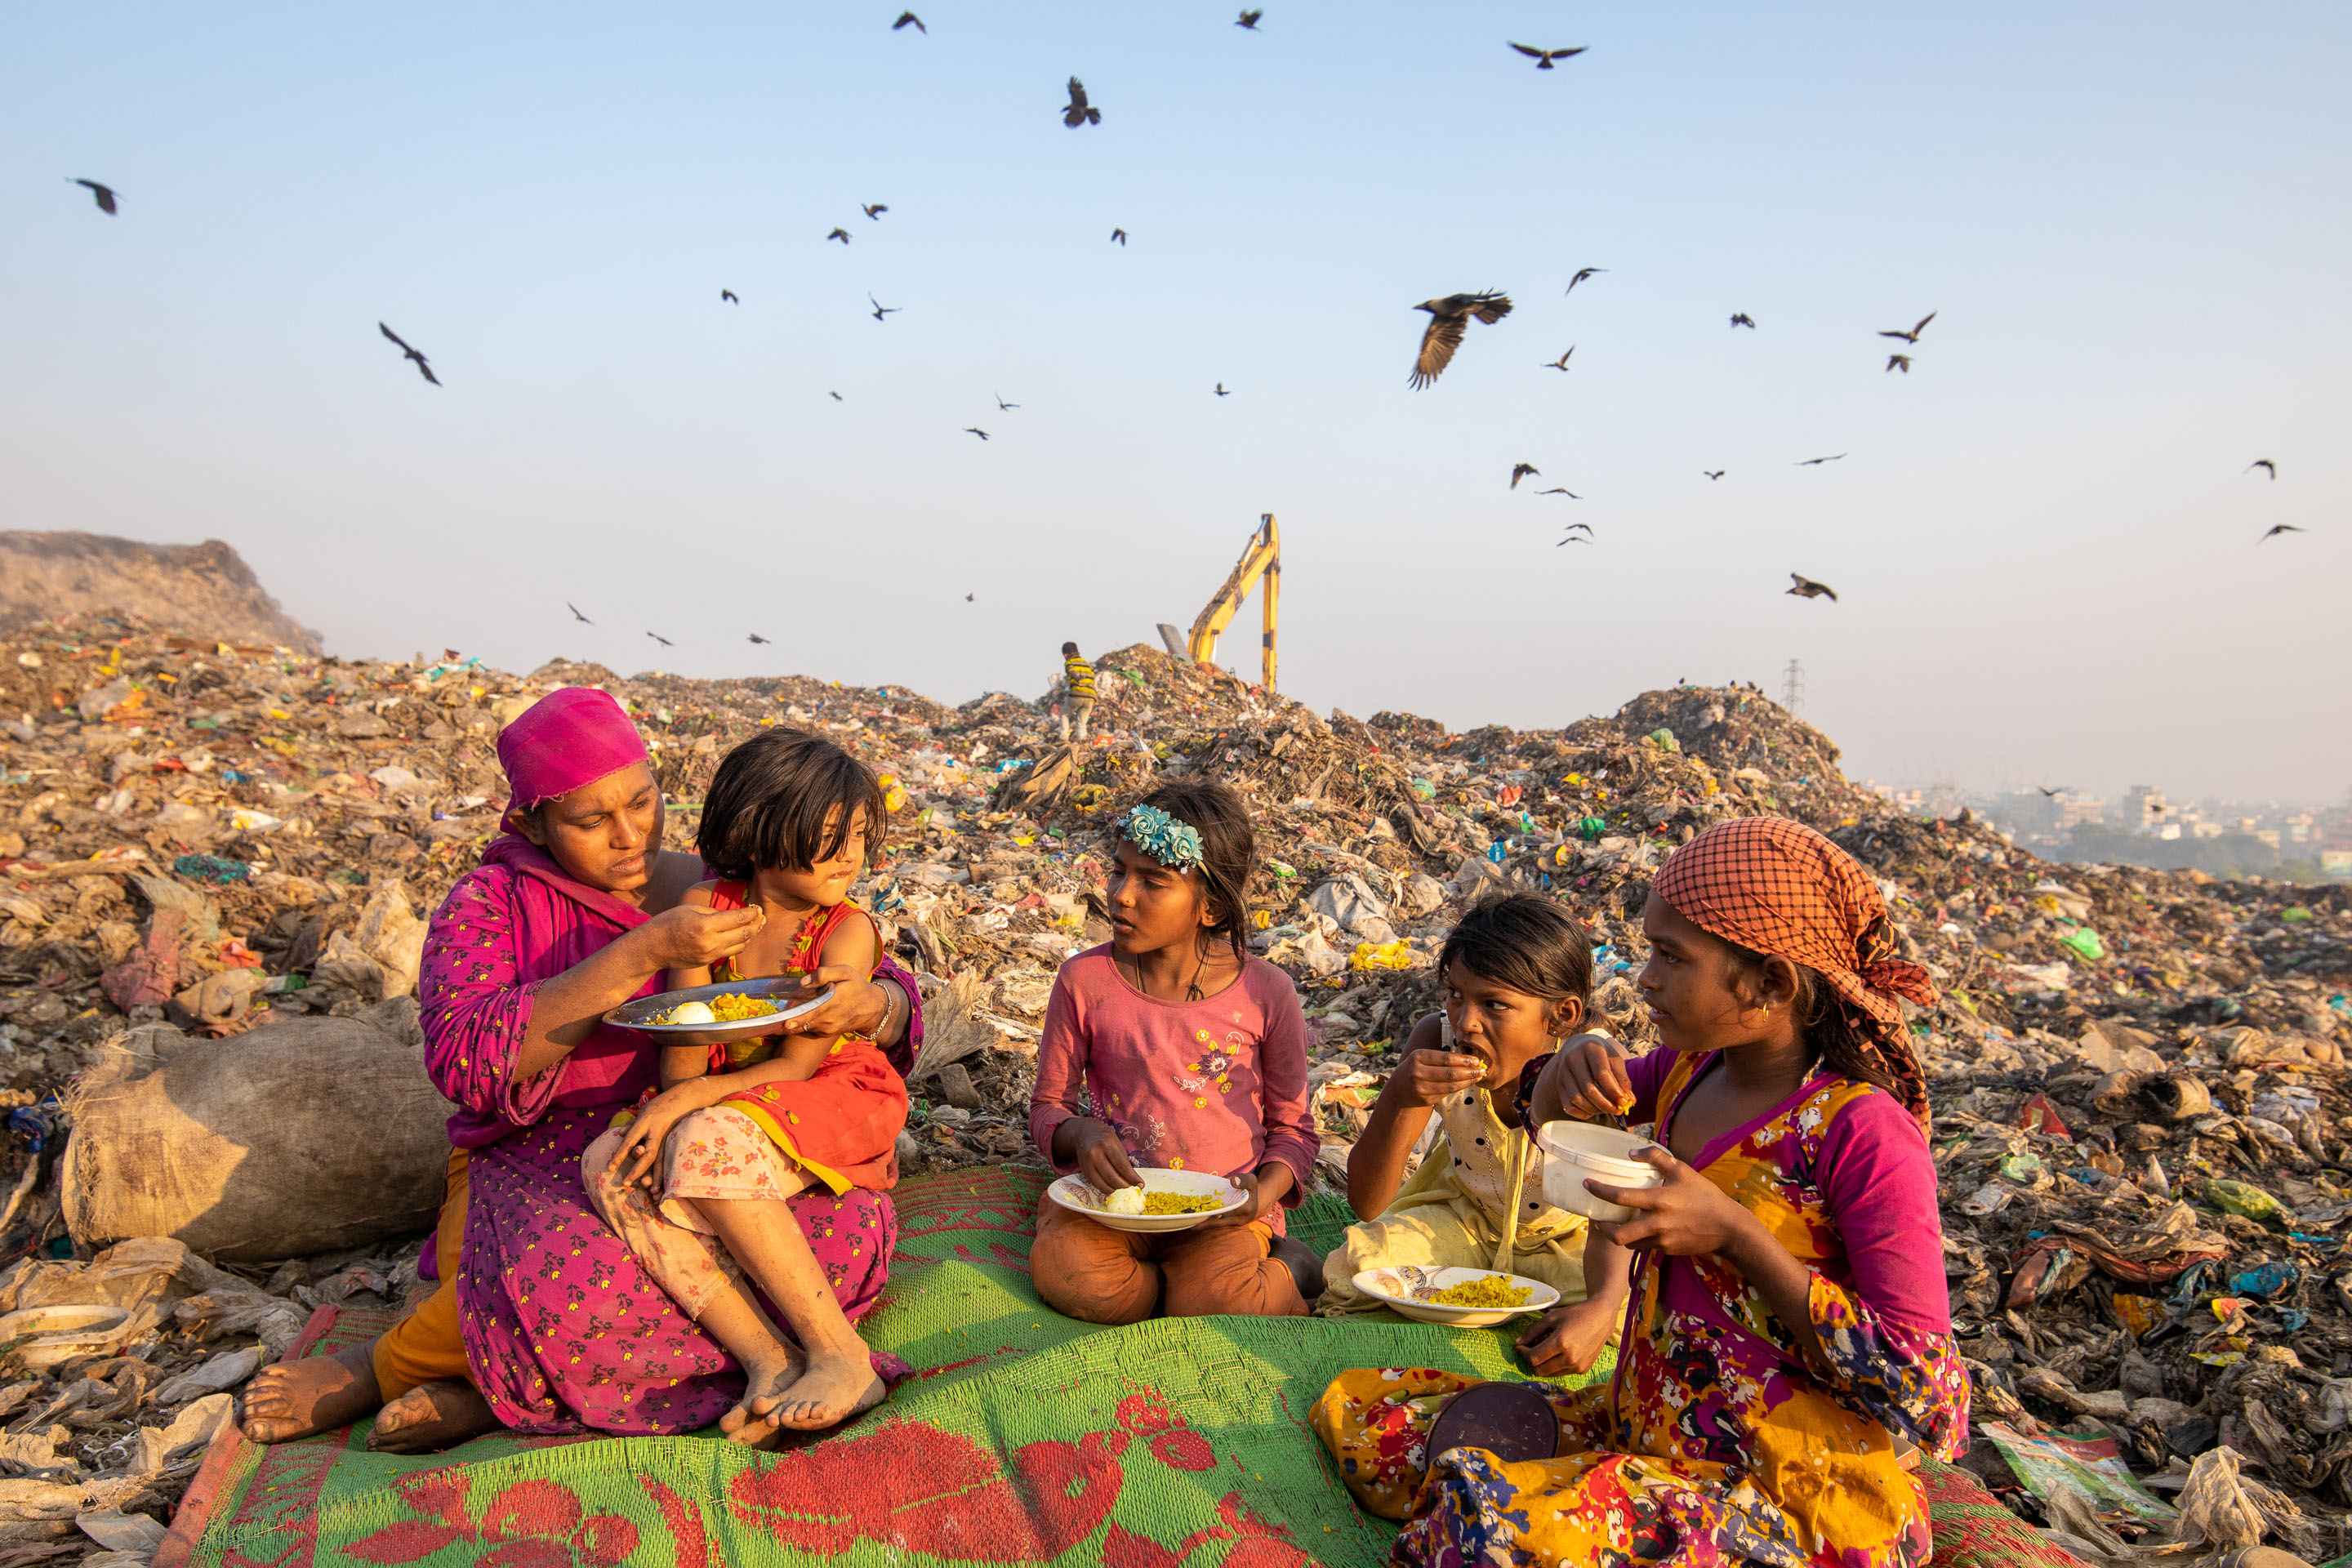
xmin=582 ymin=728 xmax=909 ymax=1438
xmin=240 ymin=687 xmax=924 ymax=1452
xmin=1027 ymin=779 xmax=1322 ymax=1321
xmin=1317 ymin=894 xmax=1631 ymax=1374
xmin=1058 ymin=640 xmax=1098 ymax=741
xmin=1313 ymin=816 xmax=1968 ymax=1568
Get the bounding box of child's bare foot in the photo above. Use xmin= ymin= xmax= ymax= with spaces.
xmin=241 ymin=1343 xmax=383 ymax=1444
xmin=767 ymin=1349 xmax=886 ymax=1433
xmin=368 ymin=1378 xmax=500 ymax=1454
xmin=719 ymin=1348 xmax=805 ymax=1446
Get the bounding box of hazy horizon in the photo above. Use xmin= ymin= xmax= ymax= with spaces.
xmin=6 ymin=2 xmax=2346 ymax=802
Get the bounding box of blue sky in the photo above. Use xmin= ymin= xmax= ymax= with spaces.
xmin=5 ymin=2 xmax=2347 ymax=801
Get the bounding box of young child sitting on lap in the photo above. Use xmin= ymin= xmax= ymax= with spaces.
xmin=585 ymin=729 xmax=908 ymax=1437
xmin=1027 ymin=779 xmax=1321 ymax=1322
xmin=1320 ymin=894 xmax=1628 ymax=1376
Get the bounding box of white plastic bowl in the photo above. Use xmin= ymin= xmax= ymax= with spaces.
xmin=1537 ymin=1121 xmax=1662 ymax=1223
xmin=1045 ymin=1167 xmax=1249 ymax=1233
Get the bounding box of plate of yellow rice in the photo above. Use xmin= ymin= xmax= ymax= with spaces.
xmin=1352 ymin=1265 xmax=1560 ymax=1327
xmin=604 ymin=978 xmax=832 ymax=1044
xmin=1046 ymin=1166 xmax=1251 ymax=1233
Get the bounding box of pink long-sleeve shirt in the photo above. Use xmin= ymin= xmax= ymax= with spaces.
xmin=1028 ymin=945 xmax=1321 ymax=1234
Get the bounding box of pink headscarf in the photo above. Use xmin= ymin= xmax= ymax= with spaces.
xmin=496 ymin=688 xmax=651 ymax=826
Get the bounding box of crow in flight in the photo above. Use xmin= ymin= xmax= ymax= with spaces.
xmin=1062 ymin=78 xmax=1102 ymax=127
xmin=1510 ymin=463 xmax=1539 ymax=489
xmin=748 ymin=634 xmax=771 ymax=645
xmin=1786 ymin=573 xmax=1838 ymax=601
xmin=567 ymin=602 xmax=593 ymax=625
xmin=2038 ymin=786 xmax=2065 ymax=798
xmin=1794 ymin=453 xmax=1846 ymax=466
xmin=826 ymin=227 xmax=850 ymax=244
xmin=1237 ymin=9 xmax=1263 ymax=28
xmin=2261 ymin=523 xmax=2305 ymax=541
xmin=2247 ymin=459 xmax=2277 ymax=479
xmin=1703 ymin=470 xmax=1726 ymax=480
xmin=1730 ymin=313 xmax=1756 ymax=328
xmin=720 ymin=289 xmax=737 ymax=304
xmin=1538 ymin=487 xmax=1581 ymax=498
xmin=1214 ymin=382 xmax=1232 ymax=397
xmin=377 ymin=323 xmax=440 ymax=385
xmin=1510 ymin=42 xmax=1587 ymax=69
xmin=995 ymin=393 xmax=1020 ymax=410
xmin=1559 ymin=522 xmax=1593 ymax=537
xmin=69 ymin=178 xmax=118 ymax=215
xmin=1111 ymin=227 xmax=1127 ymax=245
xmin=1878 ymin=312 xmax=1936 ymax=344
xmin=646 ymin=631 xmax=675 ymax=647
xmin=829 ymin=391 xmax=843 ymax=402
xmin=1556 ymin=535 xmax=1590 ymax=547
xmin=1409 ymin=291 xmax=1512 ymax=388
xmin=1886 ymin=354 xmax=1911 ymax=374
xmin=870 ymin=294 xmax=899 ymax=321
xmin=893 ymin=11 xmax=924 ymax=32
xmin=1544 ymin=347 xmax=1575 ymax=371
xmin=862 ymin=203 xmax=888 ymax=220
xmin=964 ymin=427 xmax=989 ymax=440
xmin=964 ymin=593 xmax=975 ymax=602
xmin=1565 ymin=267 xmax=1605 ymax=294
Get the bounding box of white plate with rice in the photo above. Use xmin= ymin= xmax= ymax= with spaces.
xmin=1045 ymin=1167 xmax=1250 ymax=1233
xmin=1352 ymin=1265 xmax=1560 ymax=1327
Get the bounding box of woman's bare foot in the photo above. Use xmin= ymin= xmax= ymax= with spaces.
xmin=767 ymin=1349 xmax=886 ymax=1433
xmin=718 ymin=1348 xmax=805 ymax=1446
xmin=240 ymin=1343 xmax=383 ymax=1444
xmin=368 ymin=1378 xmax=500 ymax=1454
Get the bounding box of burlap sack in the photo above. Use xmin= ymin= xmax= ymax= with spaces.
xmin=61 ymin=998 xmax=452 ymax=1262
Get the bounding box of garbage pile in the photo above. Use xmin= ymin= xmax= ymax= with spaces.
xmin=2 ymin=612 xmax=2346 ymax=1564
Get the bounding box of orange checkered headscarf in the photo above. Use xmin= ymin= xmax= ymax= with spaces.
xmin=1649 ymin=816 xmax=1936 ymax=1125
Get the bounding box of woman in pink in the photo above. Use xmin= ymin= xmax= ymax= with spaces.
xmin=1028 ymin=780 xmax=1321 ymax=1322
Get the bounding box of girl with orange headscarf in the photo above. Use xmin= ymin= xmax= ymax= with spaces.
xmin=1312 ymin=817 xmax=1968 ymax=1568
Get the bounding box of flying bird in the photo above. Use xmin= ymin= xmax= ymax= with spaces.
xmin=1558 ymin=522 xmax=1594 ymax=537
xmin=1537 ymin=487 xmax=1581 ymax=498
xmin=995 ymin=393 xmax=1020 ymax=410
xmin=1565 ymin=267 xmax=1606 ymax=294
xmin=1409 ymin=290 xmax=1512 ymax=389
xmin=1555 ymin=535 xmax=1590 ymax=547
xmin=869 ymin=294 xmax=899 ymax=321
xmin=1885 ymin=354 xmax=1911 ymax=374
xmin=376 ymin=323 xmax=440 ymax=386
xmin=1878 ymin=312 xmax=1936 ymax=344
xmin=826 ymin=227 xmax=850 ymax=244
xmin=1236 ymin=8 xmax=1263 ymax=28
xmin=964 ymin=427 xmax=989 ymax=440
xmin=719 ymin=289 xmax=738 ymax=304
xmin=69 ymin=178 xmax=118 ymax=215
xmin=1062 ymin=78 xmax=1102 ymax=127
xmin=1703 ymin=470 xmax=1726 ymax=481
xmin=1729 ymin=313 xmax=1756 ymax=329
xmin=1543 ymin=347 xmax=1575 ymax=372
xmin=2261 ymin=523 xmax=2305 ymax=541
xmin=1510 ymin=463 xmax=1539 ymax=490
xmin=1794 ymin=452 xmax=1846 ymax=466
xmin=1510 ymin=42 xmax=1588 ymax=69
xmin=964 ymin=593 xmax=975 ymax=603
xmin=893 ymin=11 xmax=924 ymax=32
xmin=566 ymin=602 xmax=594 ymax=625
xmin=747 ymin=634 xmax=771 ymax=645
xmin=2038 ymin=786 xmax=2065 ymax=798
xmin=1214 ymin=382 xmax=1232 ymax=397
xmin=1110 ymin=227 xmax=1127 ymax=246
xmin=2247 ymin=459 xmax=2276 ymax=479
xmin=829 ymin=390 xmax=844 ymax=402
xmin=1786 ymin=573 xmax=1838 ymax=602
xmin=646 ymin=631 xmax=675 ymax=648
xmin=862 ymin=203 xmax=888 ymax=220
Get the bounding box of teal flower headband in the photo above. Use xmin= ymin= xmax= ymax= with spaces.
xmin=1120 ymin=804 xmax=1205 ymax=872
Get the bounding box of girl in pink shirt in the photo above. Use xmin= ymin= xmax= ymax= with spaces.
xmin=1028 ymin=779 xmax=1321 ymax=1322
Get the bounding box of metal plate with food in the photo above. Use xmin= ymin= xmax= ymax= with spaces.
xmin=604 ymin=979 xmax=832 ymax=1048
xmin=1351 ymin=1264 xmax=1560 ymax=1327
xmin=1045 ymin=1166 xmax=1250 ymax=1233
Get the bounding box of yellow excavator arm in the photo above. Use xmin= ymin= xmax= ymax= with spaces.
xmin=1185 ymin=514 xmax=1280 ymax=691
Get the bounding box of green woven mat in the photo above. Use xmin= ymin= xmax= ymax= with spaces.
xmin=161 ymin=1167 xmax=2066 ymax=1567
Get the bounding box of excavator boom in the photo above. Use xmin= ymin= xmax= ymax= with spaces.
xmin=1185 ymin=514 xmax=1280 ymax=691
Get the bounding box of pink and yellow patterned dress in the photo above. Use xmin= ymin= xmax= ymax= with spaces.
xmin=1312 ymin=1045 xmax=1971 ymax=1568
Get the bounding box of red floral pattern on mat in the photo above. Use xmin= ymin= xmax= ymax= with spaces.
xmin=348 ymin=1472 xmax=637 ymax=1567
